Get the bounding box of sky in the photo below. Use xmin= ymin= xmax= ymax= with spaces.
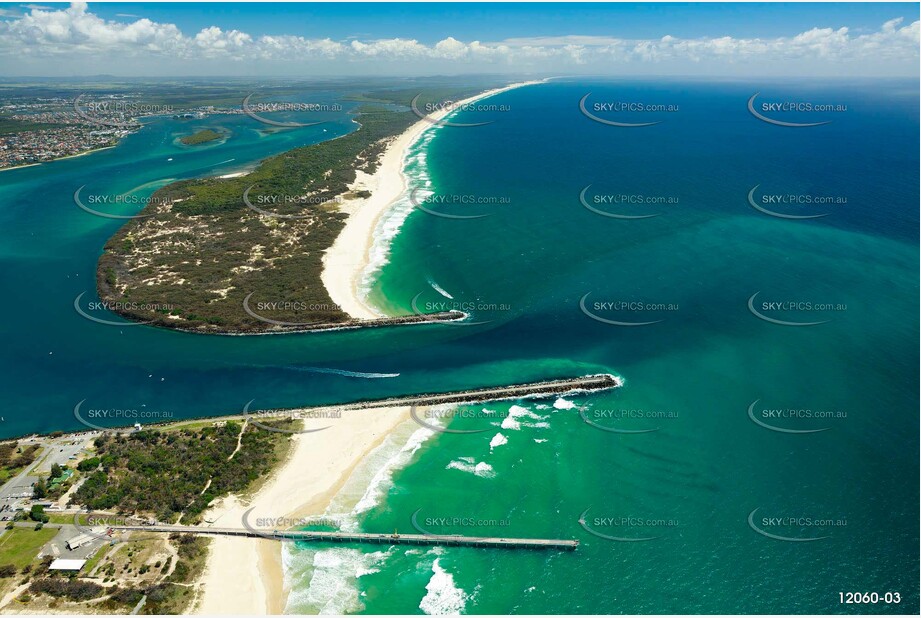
xmin=0 ymin=2 xmax=918 ymax=77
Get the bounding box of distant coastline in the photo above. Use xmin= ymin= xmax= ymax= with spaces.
xmin=0 ymin=145 xmax=116 ymax=173
xmin=322 ymin=79 xmax=547 ymax=320
xmin=92 ymin=81 xmax=545 ymax=335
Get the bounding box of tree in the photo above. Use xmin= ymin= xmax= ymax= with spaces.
xmin=50 ymin=463 xmax=63 ymax=479
xmin=29 ymin=504 xmax=48 ymax=523
xmin=77 ymin=457 xmax=100 ymax=472
xmin=31 ymin=479 xmax=46 ymax=500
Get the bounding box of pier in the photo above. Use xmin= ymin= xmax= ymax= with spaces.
xmin=317 ymin=373 xmax=622 ymax=412
xmin=108 ymin=525 xmax=579 ymax=551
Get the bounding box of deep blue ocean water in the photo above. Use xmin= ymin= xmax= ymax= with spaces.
xmin=294 ymin=79 xmax=920 ymax=614
xmin=0 ymin=79 xmax=916 ymax=614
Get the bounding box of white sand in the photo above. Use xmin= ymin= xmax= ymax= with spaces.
xmin=193 ymin=406 xmax=411 ymax=615
xmin=194 ymin=80 xmax=543 ymax=615
xmin=321 ymin=80 xmax=545 ymax=320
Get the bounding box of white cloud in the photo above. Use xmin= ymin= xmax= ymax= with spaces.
xmin=0 ymin=2 xmax=917 ymax=75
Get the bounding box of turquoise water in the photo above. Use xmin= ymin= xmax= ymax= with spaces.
xmin=285 ymin=80 xmax=918 ymax=614
xmin=0 ymin=79 xmax=917 ymax=613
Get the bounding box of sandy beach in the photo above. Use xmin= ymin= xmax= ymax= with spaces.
xmin=194 ymin=406 xmax=412 ymax=615
xmin=194 ymin=81 xmax=541 ymax=615
xmin=321 ymin=79 xmax=545 ymax=320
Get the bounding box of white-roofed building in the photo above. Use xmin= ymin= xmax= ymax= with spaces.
xmin=49 ymin=559 xmax=86 ymax=571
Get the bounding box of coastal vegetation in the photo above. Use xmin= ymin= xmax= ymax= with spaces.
xmin=96 ymin=85 xmax=494 ymax=332
xmin=20 ymin=533 xmax=208 ymax=613
xmin=0 ymin=418 xmax=294 ymax=613
xmin=0 ymin=442 xmax=40 ymax=481
xmin=72 ymin=420 xmax=294 ymax=523
xmin=179 ymin=128 xmax=223 ymax=145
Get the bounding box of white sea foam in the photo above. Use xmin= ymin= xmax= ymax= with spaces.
xmin=553 ymin=397 xmax=577 ymax=410
xmin=446 ymin=457 xmax=496 ymax=478
xmin=489 ymin=432 xmax=508 ymax=452
xmin=420 ymin=558 xmax=468 ymax=615
xmin=357 ymin=127 xmax=440 ymax=304
xmin=286 ymin=547 xmax=390 ymax=615
xmin=352 ymin=425 xmax=434 ymax=515
xmin=509 ymin=404 xmax=545 ymax=420
xmin=501 ymin=404 xmax=548 ymax=430
xmin=285 ymin=419 xmax=435 ymax=614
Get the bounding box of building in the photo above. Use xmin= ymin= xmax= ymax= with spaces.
xmin=49 ymin=559 xmax=86 ymax=572
xmin=65 ymin=533 xmax=95 ymax=551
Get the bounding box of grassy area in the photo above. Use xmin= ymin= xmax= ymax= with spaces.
xmin=45 ymin=513 xmax=83 ymax=525
xmin=80 ymin=543 xmax=107 ymax=576
xmin=0 ymin=526 xmax=58 ymax=571
xmin=159 ymin=419 xmax=233 ymax=433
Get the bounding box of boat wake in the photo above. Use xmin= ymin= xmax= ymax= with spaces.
xmin=279 ymin=365 xmax=400 ymax=379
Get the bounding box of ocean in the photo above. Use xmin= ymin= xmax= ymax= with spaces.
xmin=0 ymin=79 xmax=917 ymax=614
xmin=285 ymin=79 xmax=919 ymax=614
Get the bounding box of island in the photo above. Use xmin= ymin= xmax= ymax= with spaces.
xmin=178 ymin=129 xmax=224 ymax=146
xmin=94 ymin=84 xmax=514 ymax=333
